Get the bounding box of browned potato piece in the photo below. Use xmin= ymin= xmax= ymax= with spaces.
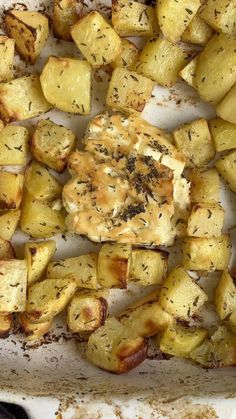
xmin=86 ymin=317 xmax=147 ymax=373
xmin=111 ymin=39 xmax=139 ymax=70
xmin=19 ymin=313 xmax=52 ymax=341
xmin=216 ymin=150 xmax=236 ymax=194
xmin=129 ymin=248 xmax=168 ymax=286
xmin=0 ymin=172 xmax=24 ymax=210
xmin=0 ymin=238 xmax=16 ymax=260
xmin=0 ymin=210 xmax=21 ymax=241
xmin=181 ymin=16 xmax=213 ymax=45
xmin=199 ymin=0 xmax=236 ymax=36
xmin=187 ymin=203 xmax=225 ymax=238
xmin=0 ymin=260 xmax=27 ymax=312
xmin=214 ymin=271 xmax=236 ymax=320
xmin=0 ymin=36 xmax=15 ymax=82
xmin=188 ymin=168 xmax=220 ymax=204
xmin=98 ymin=243 xmax=131 ymax=289
xmin=0 ymin=314 xmax=12 ymax=338
xmin=53 ymin=0 xmax=83 ymax=41
xmin=24 ymin=240 xmax=56 ymax=286
xmin=31 ymin=119 xmax=76 ymax=173
xmin=5 ymin=9 xmax=49 ymax=64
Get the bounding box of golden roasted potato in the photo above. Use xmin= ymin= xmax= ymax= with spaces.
xmin=181 ymin=16 xmax=213 ymax=45
xmin=71 ymin=11 xmax=121 ymax=67
xmin=0 ymin=259 xmax=27 ymax=312
xmin=195 ymin=34 xmax=236 ymax=104
xmin=67 ymin=290 xmax=108 ymax=333
xmin=216 ymin=150 xmax=236 ymax=194
xmin=47 ymin=253 xmax=98 ymax=289
xmin=86 ymin=317 xmax=147 ymax=373
xmin=0 ymin=172 xmax=24 ymax=210
xmin=40 ymin=56 xmax=92 ymax=114
xmin=111 ymin=39 xmax=139 ymax=70
xmin=229 ymin=310 xmax=236 ymax=335
xmin=24 ymin=240 xmax=56 ymax=286
xmin=173 ymin=118 xmax=215 ymax=168
xmin=187 ymin=203 xmax=225 ymax=238
xmin=0 ymin=75 xmax=51 ymax=123
xmin=19 ymin=313 xmax=52 ymax=341
xmin=199 ymin=0 xmax=236 ymax=36
xmin=190 ymin=326 xmax=236 ymax=367
xmin=0 ymin=210 xmax=21 ymax=241
xmin=216 ymin=83 xmax=236 ymax=124
xmin=0 ymin=313 xmax=12 ymax=338
xmin=26 ymin=278 xmax=76 ymax=323
xmin=112 ymin=0 xmax=157 ymax=37
xmin=182 ymin=235 xmax=231 ymax=271
xmin=25 ymin=161 xmax=62 ymax=200
xmin=214 ymin=271 xmax=236 ymax=320
xmin=0 ymin=36 xmax=15 ymax=82
xmin=53 ymin=0 xmax=83 ymax=41
xmin=129 ymin=248 xmax=168 ymax=286
xmin=0 ymin=237 xmax=16 ymax=260
xmin=5 ymin=9 xmax=49 ymax=64
xmin=106 ymin=68 xmax=154 ymax=114
xmin=188 ymin=168 xmax=220 ymax=204
xmin=159 ymin=323 xmax=208 ymax=358
xmin=119 ymin=290 xmax=173 ymax=337
xmin=20 ymin=193 xmax=65 ymax=238
xmin=31 ymin=119 xmax=76 ymax=173
xmin=134 ymin=38 xmax=188 ymax=87
xmin=98 ymin=243 xmax=131 ymax=289
xmin=159 ymin=267 xmax=207 ymax=320
xmin=0 ymin=125 xmax=29 ymax=165
xmin=209 ymin=118 xmax=236 ymax=152
xmin=156 ymin=0 xmax=201 ymax=44
xmin=179 ymin=56 xmax=198 ymax=89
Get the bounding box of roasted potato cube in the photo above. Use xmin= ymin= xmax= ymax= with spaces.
xmin=19 ymin=312 xmax=52 ymax=341
xmin=216 ymin=83 xmax=236 ymax=124
xmin=47 ymin=253 xmax=98 ymax=289
xmin=98 ymin=243 xmax=131 ymax=289
xmin=67 ymin=290 xmax=108 ymax=333
xmin=86 ymin=317 xmax=147 ymax=373
xmin=111 ymin=39 xmax=139 ymax=70
xmin=188 ymin=168 xmax=220 ymax=204
xmin=0 ymin=210 xmax=21 ymax=241
xmin=0 ymin=75 xmax=51 ymax=123
xmin=53 ymin=0 xmax=83 ymax=41
xmin=0 ymin=36 xmax=15 ymax=82
xmin=106 ymin=68 xmax=153 ymax=114
xmin=209 ymin=118 xmax=236 ymax=152
xmin=214 ymin=271 xmax=236 ymax=320
xmin=173 ymin=119 xmax=215 ymax=168
xmin=31 ymin=119 xmax=76 ymax=173
xmin=160 ymin=323 xmax=208 ymax=358
xmin=112 ymin=0 xmax=157 ymax=37
xmin=129 ymin=249 xmax=168 ymax=286
xmin=229 ymin=310 xmax=236 ymax=335
xmin=156 ymin=0 xmax=201 ymax=44
xmin=71 ymin=11 xmax=121 ymax=67
xmin=179 ymin=56 xmax=198 ymax=89
xmin=25 ymin=161 xmax=62 ymax=200
xmin=159 ymin=267 xmax=207 ymax=320
xmin=0 ymin=125 xmax=29 ymax=165
xmin=5 ymin=9 xmax=49 ymax=64
xmin=199 ymin=0 xmax=236 ymax=36
xmin=0 ymin=238 xmax=15 ymax=260
xmin=195 ymin=34 xmax=236 ymax=104
xmin=135 ymin=38 xmax=188 ymax=88
xmin=181 ymin=16 xmax=213 ymax=45
xmin=187 ymin=203 xmax=225 ymax=238
xmin=24 ymin=240 xmax=56 ymax=286
xmin=119 ymin=291 xmax=173 ymax=337
xmin=40 ymin=56 xmax=92 ymax=114
xmin=20 ymin=194 xmax=65 ymax=238
xmin=27 ymin=278 xmax=76 ymax=323
xmin=0 ymin=314 xmax=12 ymax=338
xmin=182 ymin=235 xmax=231 ymax=271
xmin=0 ymin=172 xmax=24 ymax=210
xmin=216 ymin=150 xmax=236 ymax=194
xmin=0 ymin=260 xmax=27 ymax=312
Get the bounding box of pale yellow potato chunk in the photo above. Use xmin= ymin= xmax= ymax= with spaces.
xmin=53 ymin=0 xmax=83 ymax=41
xmin=159 ymin=267 xmax=207 ymax=320
xmin=106 ymin=68 xmax=154 ymax=114
xmin=0 ymin=238 xmax=15 ymax=260
xmin=24 ymin=240 xmax=56 ymax=286
xmin=0 ymin=36 xmax=15 ymax=82
xmin=182 ymin=15 xmax=213 ymax=45
xmin=216 ymin=83 xmax=236 ymax=124
xmin=111 ymin=39 xmax=139 ymax=70
xmin=0 ymin=125 xmax=29 ymax=165
xmin=98 ymin=243 xmax=131 ymax=289
xmin=214 ymin=271 xmax=236 ymax=320
xmin=19 ymin=313 xmax=52 ymax=341
xmin=199 ymin=0 xmax=236 ymax=36
xmin=187 ymin=203 xmax=225 ymax=238
xmin=173 ymin=118 xmax=215 ymax=168
xmin=0 ymin=172 xmax=24 ymax=210
xmin=156 ymin=0 xmax=201 ymax=44
xmin=188 ymin=168 xmax=220 ymax=204
xmin=0 ymin=75 xmax=51 ymax=123
xmin=135 ymin=38 xmax=188 ymax=87
xmin=40 ymin=56 xmax=92 ymax=114
xmin=0 ymin=210 xmax=21 ymax=241
xmin=0 ymin=260 xmax=27 ymax=312
xmin=216 ymin=150 xmax=236 ymax=194
xmin=129 ymin=248 xmax=168 ymax=286
xmin=182 ymin=235 xmax=231 ymax=271
xmin=179 ymin=56 xmax=198 ymax=89
xmin=25 ymin=161 xmax=62 ymax=200
xmin=209 ymin=118 xmax=236 ymax=152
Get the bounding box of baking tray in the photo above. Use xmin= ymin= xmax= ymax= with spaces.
xmin=0 ymin=0 xmax=236 ymax=418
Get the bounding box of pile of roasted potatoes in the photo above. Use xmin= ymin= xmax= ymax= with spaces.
xmin=0 ymin=0 xmax=235 ymax=374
